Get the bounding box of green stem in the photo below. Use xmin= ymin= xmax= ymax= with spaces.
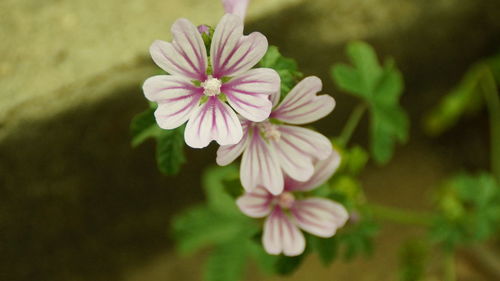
xmin=480 ymin=66 xmax=500 ymax=183
xmin=368 ymin=203 xmax=433 ymax=226
xmin=338 ymin=103 xmax=367 ymax=146
xmin=443 ymin=249 xmax=456 ymax=281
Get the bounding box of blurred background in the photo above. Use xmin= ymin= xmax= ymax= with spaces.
xmin=1 ymin=0 xmax=499 ymax=280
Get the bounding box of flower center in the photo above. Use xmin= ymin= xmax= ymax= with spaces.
xmin=258 ymin=121 xmax=281 ymax=142
xmin=277 ymin=192 xmax=295 ymax=209
xmin=201 ymin=76 xmax=222 ymax=96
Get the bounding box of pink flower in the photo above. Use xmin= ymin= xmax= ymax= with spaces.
xmin=216 ymin=76 xmax=336 ymax=194
xmin=221 ymin=0 xmax=249 ymax=20
xmin=236 ymin=152 xmax=348 ymax=256
xmin=143 ymin=14 xmax=280 ymax=148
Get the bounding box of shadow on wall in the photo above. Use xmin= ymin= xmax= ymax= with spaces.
xmin=0 ymin=1 xmax=498 ymax=281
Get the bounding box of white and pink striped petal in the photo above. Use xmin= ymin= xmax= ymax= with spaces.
xmin=263 ymin=207 xmax=306 ymax=256
xmin=210 ymin=14 xmax=268 ymax=78
xmin=285 ymin=148 xmax=341 ymax=192
xmin=291 ymin=198 xmax=348 ymax=237
xmin=184 ymin=97 xmax=242 ymax=148
xmin=143 ymin=75 xmax=203 ymax=130
xmin=216 ymin=120 xmax=250 ymax=165
xmin=241 ymin=130 xmax=283 ymax=195
xmin=272 ymin=76 xmax=335 ymax=124
xmin=270 ymin=89 xmax=281 ymax=108
xmin=271 ymin=133 xmax=315 ymax=183
xmin=277 ymin=125 xmax=332 ymax=161
xmin=236 ymin=186 xmax=273 ymax=218
xmin=221 ymin=0 xmax=249 ymax=20
xmin=149 ymin=19 xmax=207 ymax=81
xmin=222 ymin=68 xmax=279 ymax=121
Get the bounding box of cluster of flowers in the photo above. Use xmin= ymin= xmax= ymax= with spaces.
xmin=142 ymin=2 xmax=348 ymax=256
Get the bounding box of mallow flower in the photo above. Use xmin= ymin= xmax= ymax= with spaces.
xmin=236 ymin=151 xmax=348 ymax=256
xmin=143 ymin=14 xmax=280 ymax=148
xmin=217 ymin=76 xmax=335 ymax=194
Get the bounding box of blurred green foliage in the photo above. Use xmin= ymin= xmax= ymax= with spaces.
xmin=423 ymin=53 xmax=500 ymax=135
xmin=430 ymin=173 xmax=500 ymax=250
xmin=398 ymin=240 xmax=429 ymax=281
xmin=130 ymin=105 xmax=186 ymax=175
xmin=172 ymin=165 xmax=260 ymax=281
xmin=259 ymin=46 xmax=303 ymax=98
xmin=331 ymin=41 xmax=409 ymax=164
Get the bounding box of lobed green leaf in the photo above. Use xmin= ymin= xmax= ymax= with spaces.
xmin=331 ymin=41 xmax=409 ymax=164
xmin=155 ymin=126 xmax=186 ymax=175
xmin=130 ymin=107 xmax=161 ymax=147
xmin=204 ymin=238 xmax=250 ymax=281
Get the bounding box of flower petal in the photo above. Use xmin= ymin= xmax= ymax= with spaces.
xmin=271 ymin=76 xmax=335 ymax=124
xmin=270 ymin=90 xmax=281 ymax=108
xmin=221 ymin=0 xmax=249 ymax=20
xmin=241 ymin=128 xmax=283 ymax=195
xmin=222 ymin=68 xmax=279 ymax=121
xmin=210 ymin=14 xmax=268 ymax=78
xmin=236 ymin=186 xmax=273 ymax=218
xmin=280 ymin=125 xmax=332 ymax=159
xmin=149 ymin=18 xmax=208 ymax=81
xmin=273 ymin=125 xmax=333 ymax=182
xmin=263 ymin=207 xmax=305 ymax=256
xmin=184 ymin=97 xmax=242 ymax=148
xmin=285 ymin=148 xmax=341 ymax=191
xmin=291 ymin=198 xmax=348 ymax=237
xmin=143 ymin=75 xmax=203 ymax=129
xmin=271 ymin=135 xmax=314 ymax=183
xmin=216 ymin=120 xmax=250 ymax=165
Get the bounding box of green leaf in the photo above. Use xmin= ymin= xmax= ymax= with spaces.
xmin=374 ymin=59 xmax=404 ymax=105
xmin=423 ymin=63 xmax=484 ymax=135
xmin=247 ymin=239 xmax=279 ymax=274
xmin=131 ymin=106 xmax=187 ymax=175
xmin=338 ymin=216 xmax=379 ymax=261
xmin=259 ymin=46 xmax=303 ymax=99
xmin=274 ymin=253 xmax=308 ymax=275
xmin=155 ymin=126 xmax=186 ymax=175
xmin=332 ymin=64 xmax=364 ymax=96
xmin=430 ymin=172 xmax=500 ymax=249
xmin=204 ymin=238 xmax=249 ymax=281
xmin=331 ymin=41 xmax=409 ymax=164
xmin=172 ymin=206 xmax=256 ymax=254
xmin=346 ymin=41 xmax=382 ymax=96
xmin=203 ymin=165 xmax=241 ymax=214
xmin=371 ymin=106 xmax=409 ymax=163
xmin=130 ymin=107 xmax=161 ymax=147
xmin=310 ymin=236 xmax=338 ymax=266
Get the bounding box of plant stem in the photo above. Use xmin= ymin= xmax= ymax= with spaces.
xmin=368 ymin=203 xmax=433 ymax=226
xmin=444 ymin=249 xmax=456 ymax=281
xmin=480 ymin=67 xmax=500 ymax=183
xmin=338 ymin=103 xmax=367 ymax=146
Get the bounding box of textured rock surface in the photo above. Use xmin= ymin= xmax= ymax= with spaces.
xmin=0 ymin=0 xmax=302 ymax=139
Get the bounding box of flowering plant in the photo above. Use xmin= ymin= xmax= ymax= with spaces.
xmin=131 ymin=1 xmax=500 ymax=280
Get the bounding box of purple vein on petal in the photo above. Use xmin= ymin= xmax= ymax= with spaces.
xmin=162 ymin=96 xmax=200 ymax=117
xmin=291 ymin=208 xmax=326 ymax=229
xmin=158 ymin=47 xmax=196 ymax=79
xmin=180 ymin=29 xmax=206 ymax=76
xmin=279 ymin=134 xmax=311 ymax=157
